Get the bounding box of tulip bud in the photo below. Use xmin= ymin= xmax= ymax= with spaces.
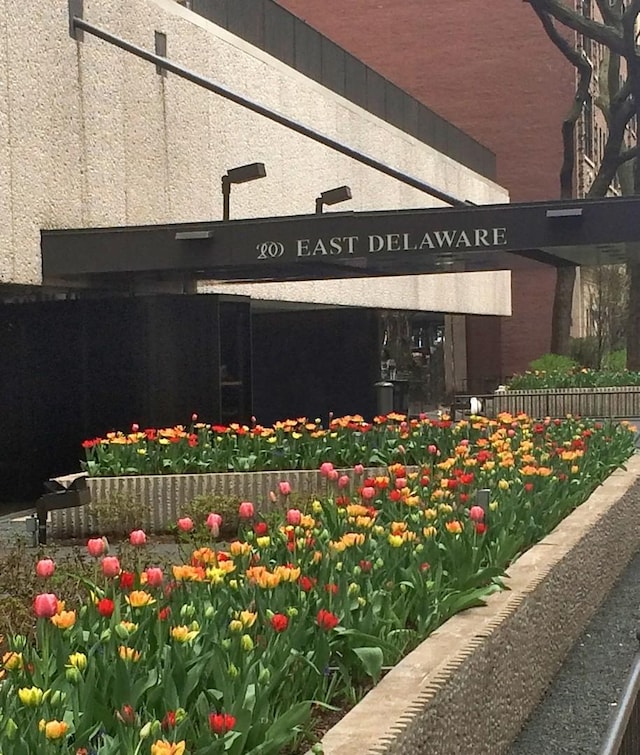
xmin=258 ymin=666 xmax=271 ymax=684
xmin=205 ymin=605 xmax=215 ymax=619
xmin=139 ymin=722 xmax=152 ymax=739
xmin=4 ymin=717 xmax=18 ymax=740
xmin=241 ymin=634 xmax=254 ymax=651
xmin=65 ymin=667 xmax=81 ymax=684
xmin=227 ymin=663 xmax=239 ymax=678
xmin=180 ymin=604 xmax=195 ymax=620
xmin=100 ymin=628 xmax=112 ymax=642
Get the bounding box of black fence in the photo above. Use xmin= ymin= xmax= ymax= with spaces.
xmin=600 ymin=653 xmax=640 ymax=755
xmin=186 ymin=0 xmax=496 ymax=179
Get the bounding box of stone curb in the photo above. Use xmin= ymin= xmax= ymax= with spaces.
xmin=311 ymin=455 xmax=640 ymax=755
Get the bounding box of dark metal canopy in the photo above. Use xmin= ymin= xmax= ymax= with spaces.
xmin=42 ymin=196 xmax=640 ymax=285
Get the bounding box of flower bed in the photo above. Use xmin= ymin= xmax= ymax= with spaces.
xmin=1 ymin=414 xmax=635 ymax=754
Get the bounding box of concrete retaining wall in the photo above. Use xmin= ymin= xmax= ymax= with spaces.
xmin=313 ymin=453 xmax=640 ymax=754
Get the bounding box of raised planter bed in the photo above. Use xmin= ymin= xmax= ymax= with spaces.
xmin=492 ymin=386 xmax=640 ymax=419
xmin=308 ymin=453 xmax=640 ymax=755
xmin=49 ymin=467 xmax=389 ymax=539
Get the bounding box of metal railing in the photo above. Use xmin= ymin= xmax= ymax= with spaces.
xmin=188 ymin=0 xmax=496 ymax=179
xmin=600 ymin=652 xmax=640 ymax=755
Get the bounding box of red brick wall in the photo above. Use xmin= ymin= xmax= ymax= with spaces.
xmin=277 ymin=0 xmax=572 ymax=381
xmin=277 ymin=0 xmax=575 ymax=202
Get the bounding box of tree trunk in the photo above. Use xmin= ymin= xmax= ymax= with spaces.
xmin=627 ymin=262 xmax=640 ymax=370
xmin=550 ymin=266 xmax=577 ymax=356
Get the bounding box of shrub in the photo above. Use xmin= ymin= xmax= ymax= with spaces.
xmin=88 ymin=492 xmax=148 ymax=538
xmin=180 ymin=492 xmax=242 ymax=538
xmin=604 ymin=349 xmax=627 ymax=371
xmin=529 ymin=353 xmax=578 ymax=373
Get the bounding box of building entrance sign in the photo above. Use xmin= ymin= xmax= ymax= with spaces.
xmin=42 ymin=195 xmax=640 ymax=285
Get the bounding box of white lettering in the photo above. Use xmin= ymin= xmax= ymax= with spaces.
xmin=455 ymin=230 xmax=472 ymax=248
xmin=492 ymin=227 xmax=507 ymax=246
xmin=474 ymin=229 xmax=490 ymax=247
xmin=386 ymin=233 xmax=401 ymax=251
xmin=343 ymin=236 xmax=358 ymax=254
xmin=312 ymin=239 xmax=328 ymax=256
xmin=368 ymin=235 xmax=384 ymax=252
xmin=433 ymin=230 xmax=457 ymax=248
xmin=402 ymin=233 xmax=417 ymax=251
xmin=296 ymin=239 xmax=310 ymax=257
xmin=419 ymin=233 xmax=435 ymax=250
xmin=329 ymin=237 xmax=343 ymax=255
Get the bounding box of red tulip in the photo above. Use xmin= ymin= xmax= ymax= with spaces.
xmin=238 ymin=501 xmax=254 ymax=519
xmin=97 ymin=598 xmax=115 ymax=617
xmin=177 ymin=517 xmax=194 ymax=533
xmin=209 ymin=712 xmax=236 ymax=735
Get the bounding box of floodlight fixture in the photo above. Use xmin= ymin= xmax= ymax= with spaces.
xmin=222 ymin=162 xmax=267 ymax=220
xmin=315 ymin=185 xmax=352 ymax=214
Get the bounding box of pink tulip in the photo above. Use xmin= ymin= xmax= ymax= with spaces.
xmin=131 ymin=423 xmax=139 ymax=433
xmin=35 ymin=559 xmax=55 ymax=579
xmin=177 ymin=517 xmax=194 ymax=533
xmin=145 ymin=567 xmax=164 ymax=587
xmin=238 ymin=501 xmax=255 ymax=519
xmin=327 ymin=469 xmax=339 ymax=482
xmin=395 ymin=477 xmax=407 ymax=489
xmin=428 ymin=444 xmax=438 ymax=455
xmin=319 ymin=462 xmax=334 ymax=477
xmin=206 ymin=513 xmax=222 ymax=530
xmin=361 ymin=486 xmax=376 ymax=500
xmin=101 ymin=556 xmax=121 ymax=578
xmin=34 ymin=593 xmax=59 ymax=618
xmin=278 ymin=481 xmax=292 ymax=496
xmin=354 ymin=464 xmax=364 ymax=476
xmin=129 ymin=530 xmax=147 ymax=547
xmin=191 ymin=413 xmax=198 ymax=422
xmin=87 ymin=537 xmax=107 ymax=558
xmin=469 ymin=506 xmax=485 ymax=522
xmin=286 ymin=508 xmax=302 ymax=526
xmin=338 ymin=475 xmax=350 ymax=489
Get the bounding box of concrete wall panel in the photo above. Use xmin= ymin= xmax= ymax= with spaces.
xmin=0 ymin=0 xmax=508 ymax=314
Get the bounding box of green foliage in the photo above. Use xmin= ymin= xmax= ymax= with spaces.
xmin=529 ymin=353 xmax=578 ymax=374
xmin=604 ymin=349 xmax=627 ymax=371
xmin=507 ymin=367 xmax=640 ymax=389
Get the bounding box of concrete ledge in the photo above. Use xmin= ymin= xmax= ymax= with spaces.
xmin=50 ymin=467 xmax=389 ymax=538
xmin=313 ymin=454 xmax=640 ymax=755
xmin=493 ymin=386 xmax=640 ymax=418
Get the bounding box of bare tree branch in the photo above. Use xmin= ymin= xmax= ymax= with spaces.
xmin=587 ymin=96 xmax=635 ymax=195
xmin=526 ymin=0 xmax=625 ymax=54
xmin=618 ymin=144 xmax=639 ymax=165
xmin=595 ymin=0 xmax=621 ymax=29
xmin=532 ymin=7 xmax=592 ymax=197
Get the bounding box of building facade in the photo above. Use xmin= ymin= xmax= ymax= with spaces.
xmin=0 ymin=0 xmax=509 ymax=501
xmin=276 ymin=0 xmax=629 ymax=382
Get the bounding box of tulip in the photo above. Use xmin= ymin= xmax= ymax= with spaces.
xmin=354 ymin=463 xmax=364 ymax=476
xmin=101 ymin=556 xmax=121 ymax=578
xmin=428 ymin=444 xmax=438 ymax=454
xmin=18 ymin=686 xmax=44 ymax=706
xmin=395 ymin=477 xmax=407 ymax=489
xmin=319 ymin=461 xmax=334 ymax=477
xmin=286 ymin=508 xmax=302 ymax=526
xmin=209 ymin=713 xmax=236 ymax=735
xmin=469 ymin=505 xmax=485 ymax=522
xmin=87 ymin=537 xmax=107 ymax=558
xmin=145 ymin=567 xmax=164 ymax=587
xmin=40 ymin=719 xmax=68 ymax=740
xmin=206 ymin=513 xmax=222 ymax=531
xmin=238 ymin=501 xmax=254 ymax=519
xmin=177 ymin=517 xmax=194 ymax=533
xmin=35 ymin=559 xmax=55 ymax=579
xmin=278 ymin=480 xmax=292 ymax=496
xmin=33 ymin=593 xmax=58 ymax=618
xmin=337 ymin=474 xmax=350 ymax=489
xmin=129 ymin=529 xmax=147 ymax=547
xmin=361 ymin=486 xmax=376 ymax=500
